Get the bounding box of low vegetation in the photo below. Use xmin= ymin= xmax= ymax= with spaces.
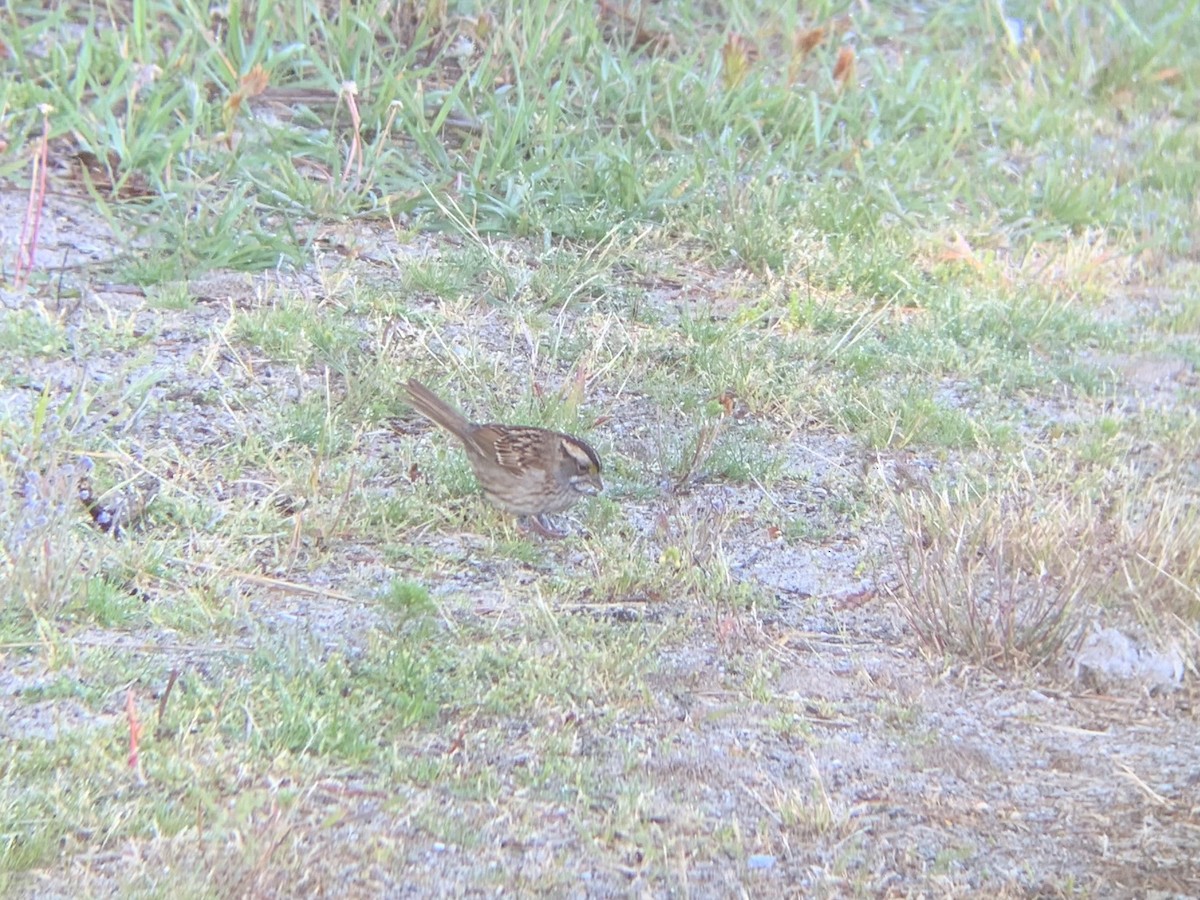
xmin=2 ymin=0 xmax=1197 ymax=894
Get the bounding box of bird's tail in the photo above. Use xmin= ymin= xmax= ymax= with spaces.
xmin=404 ymin=378 xmax=474 ymax=441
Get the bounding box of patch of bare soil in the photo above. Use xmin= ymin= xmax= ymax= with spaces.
xmin=3 ymin=212 xmax=1197 ymax=897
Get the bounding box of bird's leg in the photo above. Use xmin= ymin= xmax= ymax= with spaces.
xmin=518 ymin=514 xmax=567 ymax=539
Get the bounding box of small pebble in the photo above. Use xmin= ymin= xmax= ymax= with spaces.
xmin=747 ymin=854 xmax=775 ymax=870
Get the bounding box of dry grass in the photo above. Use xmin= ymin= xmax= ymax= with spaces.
xmin=891 ymin=474 xmax=1095 ymax=670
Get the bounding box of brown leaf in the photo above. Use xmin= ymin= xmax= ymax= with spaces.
xmin=224 ymin=64 xmax=271 ymax=132
xmin=833 ymin=46 xmax=856 ymax=87
xmin=789 ymin=26 xmax=826 ymax=84
xmin=722 ymin=33 xmax=754 ymax=90
xmin=796 ymin=26 xmax=825 ymax=55
xmin=239 ymin=64 xmax=271 ymax=98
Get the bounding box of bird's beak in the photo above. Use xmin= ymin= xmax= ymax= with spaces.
xmin=576 ymin=474 xmax=603 ymax=495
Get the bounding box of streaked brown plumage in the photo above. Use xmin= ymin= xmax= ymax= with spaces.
xmin=404 ymin=378 xmax=603 ymax=535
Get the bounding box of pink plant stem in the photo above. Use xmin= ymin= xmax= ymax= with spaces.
xmin=16 ymin=106 xmax=51 ymax=288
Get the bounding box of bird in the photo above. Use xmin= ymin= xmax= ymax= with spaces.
xmin=403 ymin=377 xmax=603 ymax=537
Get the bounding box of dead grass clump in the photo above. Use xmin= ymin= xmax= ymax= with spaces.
xmin=1113 ymin=465 xmax=1200 ymax=623
xmin=892 ymin=480 xmax=1096 ymax=671
xmin=1102 ymin=448 xmax=1200 ymax=679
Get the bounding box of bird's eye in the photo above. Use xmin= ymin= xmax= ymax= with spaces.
xmin=561 ymin=438 xmax=600 ymax=475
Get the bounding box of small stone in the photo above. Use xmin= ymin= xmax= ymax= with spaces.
xmin=747 ymin=854 xmax=775 ymax=870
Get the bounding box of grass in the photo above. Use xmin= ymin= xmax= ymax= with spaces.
xmin=2 ymin=0 xmax=1199 ymax=894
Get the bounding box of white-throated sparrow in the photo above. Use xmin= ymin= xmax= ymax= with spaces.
xmin=404 ymin=378 xmax=603 ymax=536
